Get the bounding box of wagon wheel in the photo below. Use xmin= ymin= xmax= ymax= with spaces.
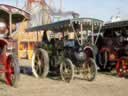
xmin=82 ymin=58 xmax=97 ymax=81
xmin=5 ymin=55 xmax=20 ymax=86
xmin=60 ymin=58 xmax=74 ymax=83
xmin=97 ymin=50 xmax=111 ymax=71
xmin=116 ymin=60 xmax=124 ymax=77
xmin=32 ymin=48 xmax=49 ymax=78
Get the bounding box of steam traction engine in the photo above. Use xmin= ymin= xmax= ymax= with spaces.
xmin=0 ymin=4 xmax=29 ymax=86
xmin=96 ymin=20 xmax=128 ymax=77
xmin=26 ymin=18 xmax=103 ymax=82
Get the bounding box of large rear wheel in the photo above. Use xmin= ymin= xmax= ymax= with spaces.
xmin=97 ymin=50 xmax=112 ymax=71
xmin=32 ymin=48 xmax=49 ymax=78
xmin=82 ymin=58 xmax=97 ymax=81
xmin=60 ymin=58 xmax=74 ymax=83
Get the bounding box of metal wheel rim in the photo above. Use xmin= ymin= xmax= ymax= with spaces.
xmin=82 ymin=59 xmax=96 ymax=80
xmin=60 ymin=59 xmax=74 ymax=82
xmin=34 ymin=51 xmax=45 ymax=77
xmin=98 ymin=51 xmax=109 ymax=69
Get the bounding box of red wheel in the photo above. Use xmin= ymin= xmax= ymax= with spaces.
xmin=5 ymin=55 xmax=20 ymax=86
xmin=116 ymin=60 xmax=124 ymax=77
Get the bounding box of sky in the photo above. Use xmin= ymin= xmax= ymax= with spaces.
xmin=0 ymin=0 xmax=128 ymax=21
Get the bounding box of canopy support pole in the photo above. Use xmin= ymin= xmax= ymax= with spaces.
xmin=9 ymin=13 xmax=12 ymax=35
xmin=91 ymin=21 xmax=94 ymax=45
xmin=95 ymin=23 xmax=102 ymax=45
xmin=80 ymin=23 xmax=83 ymax=45
xmin=37 ymin=31 xmax=39 ymax=41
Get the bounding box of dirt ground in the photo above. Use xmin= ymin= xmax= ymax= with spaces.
xmin=0 ymin=59 xmax=128 ymax=96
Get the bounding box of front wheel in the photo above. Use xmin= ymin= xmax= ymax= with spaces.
xmin=60 ymin=58 xmax=74 ymax=83
xmin=116 ymin=59 xmax=124 ymax=77
xmin=82 ymin=58 xmax=97 ymax=81
xmin=5 ymin=55 xmax=20 ymax=86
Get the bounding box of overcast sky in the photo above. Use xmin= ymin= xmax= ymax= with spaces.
xmin=0 ymin=0 xmax=128 ymax=21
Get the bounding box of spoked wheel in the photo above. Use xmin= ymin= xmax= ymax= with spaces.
xmin=32 ymin=48 xmax=49 ymax=78
xmin=116 ymin=59 xmax=124 ymax=77
xmin=82 ymin=58 xmax=97 ymax=81
xmin=5 ymin=55 xmax=20 ymax=86
xmin=97 ymin=50 xmax=111 ymax=71
xmin=60 ymin=58 xmax=74 ymax=83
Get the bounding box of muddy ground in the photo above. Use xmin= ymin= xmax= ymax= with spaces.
xmin=0 ymin=59 xmax=128 ymax=96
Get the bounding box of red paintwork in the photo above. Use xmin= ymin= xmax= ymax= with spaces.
xmin=100 ymin=48 xmax=111 ymax=53
xmin=84 ymin=46 xmax=94 ymax=58
xmin=0 ymin=39 xmax=14 ymax=86
xmin=0 ymin=4 xmax=29 ymax=86
xmin=100 ymin=48 xmax=118 ymax=62
xmin=100 ymin=47 xmax=128 ymax=77
xmin=116 ymin=58 xmax=128 ymax=77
